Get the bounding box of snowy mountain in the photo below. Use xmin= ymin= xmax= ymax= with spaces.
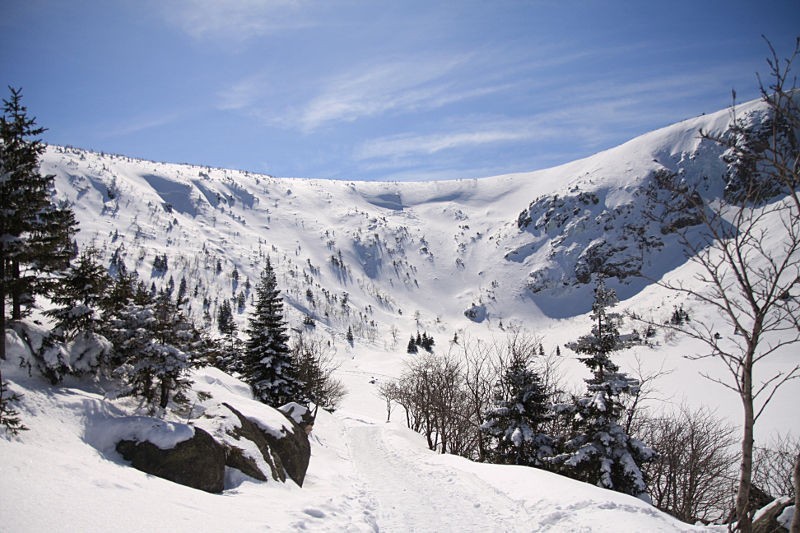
xmin=2 ymin=95 xmax=797 ymax=531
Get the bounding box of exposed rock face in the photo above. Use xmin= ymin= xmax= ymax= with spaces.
xmin=272 ymin=403 xmax=313 ymax=486
xmin=222 ymin=402 xmax=312 ymax=487
xmin=221 ymin=403 xmax=285 ymax=483
xmin=513 ymin=168 xmax=711 ymax=295
xmin=752 ymin=497 xmax=793 ymax=533
xmin=116 ymin=427 xmax=225 ymax=493
xmin=113 ymin=402 xmax=313 ymax=492
xmin=280 ymin=402 xmax=316 ymax=435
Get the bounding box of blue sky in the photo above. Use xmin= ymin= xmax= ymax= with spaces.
xmin=2 ymin=1 xmax=798 ymax=181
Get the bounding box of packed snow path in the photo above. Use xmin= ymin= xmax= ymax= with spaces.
xmin=345 ymin=420 xmax=520 ymax=532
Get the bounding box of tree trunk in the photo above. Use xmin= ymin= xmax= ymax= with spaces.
xmin=791 ymin=452 xmax=799 ymax=533
xmin=159 ymin=378 xmax=170 ymax=409
xmin=734 ymin=360 xmax=755 ymax=533
xmin=11 ymin=259 xmax=21 ymax=321
xmin=1 ymin=253 xmax=6 ymax=361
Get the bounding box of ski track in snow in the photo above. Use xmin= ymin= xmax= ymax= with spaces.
xmin=345 ymin=420 xmax=520 ymax=532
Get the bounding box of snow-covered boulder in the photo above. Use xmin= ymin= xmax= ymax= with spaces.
xmin=116 ymin=425 xmax=225 ymax=493
xmin=752 ymin=496 xmax=794 ymax=533
xmin=219 ymin=402 xmax=311 ymax=487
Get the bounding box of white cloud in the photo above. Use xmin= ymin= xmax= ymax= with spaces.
xmin=100 ymin=112 xmax=184 ymax=139
xmin=296 ymin=57 xmax=495 ymax=130
xmin=355 ymin=128 xmax=534 ymax=161
xmin=158 ymin=0 xmax=313 ymax=41
xmin=217 ymin=55 xmax=514 ymax=132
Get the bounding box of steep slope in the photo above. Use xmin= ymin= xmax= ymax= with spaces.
xmin=37 ymin=94 xmax=798 ymax=435
xmin=41 ymin=98 xmax=759 ymax=334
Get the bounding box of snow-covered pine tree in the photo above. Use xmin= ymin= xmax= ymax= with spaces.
xmin=553 ymin=278 xmax=654 ymax=500
xmin=407 ymin=336 xmax=418 ymax=354
xmin=0 ymin=87 xmax=77 ymax=360
xmin=107 ymin=284 xmax=193 ymax=412
xmin=481 ymin=355 xmax=553 ymax=466
xmin=0 ymin=379 xmax=27 ymax=436
xmin=243 ymin=257 xmax=302 ymax=406
xmin=46 ymin=247 xmax=110 ymax=338
xmin=218 ymin=299 xmax=236 ymax=336
xmin=39 ymin=246 xmax=113 ymax=379
xmin=214 ymin=298 xmax=243 ymax=374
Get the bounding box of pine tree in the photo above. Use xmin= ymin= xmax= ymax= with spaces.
xmin=37 ymin=247 xmax=113 ymax=380
xmin=0 ymin=87 xmax=77 ymax=360
xmin=553 ymin=278 xmax=654 ymax=499
xmin=0 ymin=379 xmax=27 ymax=436
xmin=482 ymin=356 xmax=553 ymax=466
xmin=407 ymin=336 xmax=418 ymax=354
xmin=176 ymin=276 xmax=187 ymax=306
xmin=243 ymin=257 xmax=301 ymax=406
xmin=106 ymin=285 xmax=193 ymax=411
xmin=46 ymin=247 xmax=110 ymax=339
xmin=217 ymin=299 xmax=236 ymax=336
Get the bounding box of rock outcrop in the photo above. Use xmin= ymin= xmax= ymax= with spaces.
xmin=114 ymin=401 xmax=313 ymax=492
xmin=116 ymin=427 xmax=225 ymax=493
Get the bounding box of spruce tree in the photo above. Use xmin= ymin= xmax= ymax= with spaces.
xmin=107 ymin=285 xmax=193 ymax=411
xmin=39 ymin=247 xmax=112 ymax=380
xmin=407 ymin=336 xmax=418 ymax=354
xmin=46 ymin=247 xmax=110 ymax=339
xmin=243 ymin=257 xmax=301 ymax=406
xmin=553 ymin=278 xmax=654 ymax=499
xmin=215 ymin=298 xmax=242 ymax=373
xmin=482 ymin=356 xmax=552 ymax=466
xmin=217 ymin=299 xmax=236 ymax=336
xmin=0 ymin=87 xmax=77 ymax=360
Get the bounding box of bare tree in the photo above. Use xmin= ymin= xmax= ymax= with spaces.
xmin=793 ymin=453 xmax=800 ymax=532
xmin=636 ymin=405 xmax=739 ymax=524
xmin=291 ymin=331 xmax=346 ymax=411
xmin=621 ymin=355 xmax=674 ymax=435
xmin=451 ymin=334 xmax=495 ymax=461
xmin=752 ymin=432 xmax=799 ymax=500
xmin=647 ymin=39 xmax=800 ymax=532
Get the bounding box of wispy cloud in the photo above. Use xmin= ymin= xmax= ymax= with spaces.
xmin=297 ymin=58 xmax=512 ymax=131
xmin=217 ymin=55 xmax=515 ymax=132
xmin=158 ymin=0 xmax=314 ymax=42
xmin=355 ymin=126 xmax=539 ymax=161
xmin=100 ymin=112 xmax=184 ymax=139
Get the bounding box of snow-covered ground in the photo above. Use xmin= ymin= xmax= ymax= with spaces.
xmin=0 ymin=353 xmax=710 ymax=532
xmin=1 ymin=95 xmax=797 ymax=531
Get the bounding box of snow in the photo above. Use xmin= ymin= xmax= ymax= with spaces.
xmin=1 ymin=94 xmax=796 ymax=531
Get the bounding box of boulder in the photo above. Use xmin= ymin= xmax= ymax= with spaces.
xmin=222 ymin=402 xmax=312 ymax=487
xmin=273 ymin=403 xmax=313 ymax=485
xmin=116 ymin=426 xmax=225 ymax=493
xmin=221 ymin=403 xmax=285 ymax=483
xmin=753 ymin=497 xmax=793 ymax=533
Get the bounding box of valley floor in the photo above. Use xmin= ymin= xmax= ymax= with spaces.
xmin=1 ymin=360 xmax=713 ymax=532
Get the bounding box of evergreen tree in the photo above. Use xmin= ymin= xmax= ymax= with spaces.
xmin=37 ymin=247 xmax=113 ymax=381
xmin=553 ymin=278 xmax=654 ymax=499
xmin=0 ymin=379 xmax=27 ymax=436
xmin=107 ymin=285 xmax=193 ymax=411
xmin=346 ymin=326 xmax=354 ymax=345
xmin=215 ymin=298 xmax=243 ymax=373
xmin=217 ymin=299 xmax=236 ymax=336
xmin=407 ymin=336 xmax=418 ymax=354
xmin=46 ymin=247 xmax=110 ymax=339
xmin=243 ymin=257 xmax=301 ymax=406
xmin=0 ymin=87 xmax=77 ymax=360
xmin=176 ymin=276 xmax=187 ymax=306
xmin=482 ymin=355 xmax=552 ymax=466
